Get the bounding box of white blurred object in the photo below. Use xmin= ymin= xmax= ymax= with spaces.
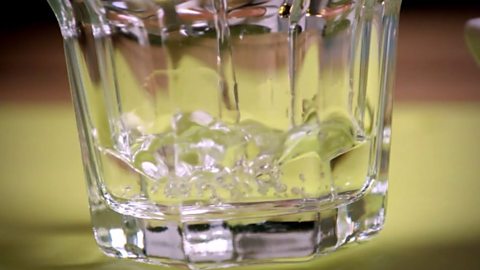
xmin=465 ymin=18 xmax=480 ymax=65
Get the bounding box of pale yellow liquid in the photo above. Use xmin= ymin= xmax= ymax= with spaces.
xmin=83 ymin=0 xmax=376 ymax=212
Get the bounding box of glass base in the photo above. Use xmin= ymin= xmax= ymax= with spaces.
xmin=88 ymin=181 xmax=386 ymax=269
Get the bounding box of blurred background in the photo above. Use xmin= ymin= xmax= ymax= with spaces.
xmin=1 ymin=1 xmax=480 ymax=270
xmin=1 ymin=1 xmax=480 ymax=102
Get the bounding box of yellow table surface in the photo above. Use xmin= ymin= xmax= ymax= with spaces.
xmin=1 ymin=102 xmax=479 ymax=270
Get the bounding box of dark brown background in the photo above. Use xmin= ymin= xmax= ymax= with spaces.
xmin=0 ymin=1 xmax=479 ymax=103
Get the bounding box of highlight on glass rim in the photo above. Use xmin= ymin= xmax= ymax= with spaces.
xmin=47 ymin=0 xmax=401 ymax=268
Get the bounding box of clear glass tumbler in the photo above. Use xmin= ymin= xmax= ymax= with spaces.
xmin=48 ymin=0 xmax=401 ymax=268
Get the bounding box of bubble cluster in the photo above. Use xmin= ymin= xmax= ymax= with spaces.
xmin=108 ymin=110 xmax=357 ymax=202
xmin=126 ymin=111 xmax=288 ymax=201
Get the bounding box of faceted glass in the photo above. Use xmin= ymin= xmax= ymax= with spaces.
xmin=48 ymin=0 xmax=401 ymax=268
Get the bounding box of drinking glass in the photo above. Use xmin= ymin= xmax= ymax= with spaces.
xmin=48 ymin=0 xmax=401 ymax=268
